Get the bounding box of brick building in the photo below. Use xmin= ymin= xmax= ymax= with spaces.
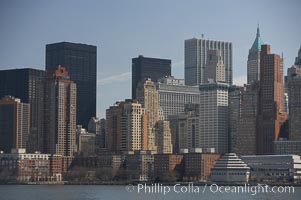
xmin=183 ymin=153 xmax=220 ymax=181
xmin=154 ymin=154 xmax=183 ymax=181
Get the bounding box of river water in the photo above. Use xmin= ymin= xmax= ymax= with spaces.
xmin=0 ymin=184 xmax=300 ymax=200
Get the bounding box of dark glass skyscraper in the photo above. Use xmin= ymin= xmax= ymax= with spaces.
xmin=46 ymin=42 xmax=97 ymax=128
xmin=132 ymin=55 xmax=171 ymax=99
xmin=0 ymin=68 xmax=46 ymax=152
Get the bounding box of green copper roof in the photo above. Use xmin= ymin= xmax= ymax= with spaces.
xmin=251 ymin=25 xmax=263 ymax=51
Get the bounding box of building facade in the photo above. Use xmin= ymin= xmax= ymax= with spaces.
xmin=46 ymin=42 xmax=97 ymax=128
xmin=44 ymin=66 xmax=78 ymax=156
xmin=274 ymin=50 xmax=301 ymax=155
xmin=184 ymin=37 xmax=232 ymax=85
xmin=88 ymin=117 xmax=102 ymax=134
xmin=257 ymin=44 xmax=287 ymax=154
xmin=241 ymin=155 xmax=301 ymax=182
xmin=0 ymin=68 xmax=46 ymax=152
xmin=274 ymin=140 xmax=301 ymax=155
xmin=136 ymin=79 xmax=158 ymax=151
xmin=204 ymin=49 xmax=225 ymax=83
xmin=79 ymin=133 xmax=96 ymax=156
xmin=0 ymin=96 xmax=30 ymax=153
xmin=156 ymin=77 xmax=200 ymax=119
xmin=287 ymin=65 xmax=301 ymax=141
xmin=106 ymin=100 xmax=148 ymax=153
xmin=210 ymin=153 xmax=250 ymax=183
xmin=88 ymin=117 xmax=106 ymax=151
xmin=72 ymin=154 xmax=123 ymax=179
xmin=126 ymin=151 xmax=154 ymax=181
xmin=155 ymin=120 xmax=173 ymax=154
xmin=158 ymin=76 xmax=185 ymax=86
xmin=183 ymin=153 xmax=220 ymax=181
xmin=0 ymin=149 xmax=62 ymax=183
xmin=132 ymin=55 xmax=171 ymax=99
xmin=247 ymin=26 xmax=263 ymax=84
xmin=169 ymin=104 xmax=200 ymax=153
xmin=154 ymin=154 xmax=183 ymax=181
xmin=228 ymin=86 xmax=243 ymax=152
xmin=199 ymin=83 xmax=229 ymax=154
xmin=235 ymin=82 xmax=260 ymax=155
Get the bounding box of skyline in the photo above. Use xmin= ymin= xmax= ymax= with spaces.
xmin=0 ymin=0 xmax=301 ymax=118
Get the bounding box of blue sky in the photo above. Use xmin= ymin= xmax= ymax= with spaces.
xmin=0 ymin=0 xmax=300 ymax=118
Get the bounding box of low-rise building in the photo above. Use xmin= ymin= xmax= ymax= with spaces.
xmin=210 ymin=153 xmax=250 ymax=183
xmin=274 ymin=140 xmax=301 ymax=155
xmin=241 ymin=155 xmax=301 ymax=182
xmin=183 ymin=153 xmax=220 ymax=182
xmin=72 ymin=154 xmax=123 ymax=179
xmin=49 ymin=154 xmax=63 ymax=181
xmin=126 ymin=151 xmax=154 ymax=181
xmin=62 ymin=156 xmax=74 ymax=173
xmin=0 ymin=149 xmax=62 ymax=183
xmin=154 ymin=154 xmax=183 ymax=181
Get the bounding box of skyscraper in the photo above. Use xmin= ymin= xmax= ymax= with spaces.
xmin=257 ymin=44 xmax=287 ymax=155
xmin=273 ymin=48 xmax=301 ymax=155
xmin=204 ymin=49 xmax=225 ymax=83
xmin=132 ymin=55 xmax=171 ymax=99
xmin=136 ymin=79 xmax=173 ymax=153
xmin=0 ymin=96 xmax=30 ymax=153
xmin=287 ymin=65 xmax=301 ymax=140
xmin=44 ymin=66 xmax=78 ymax=156
xmin=185 ymin=37 xmax=232 ymax=85
xmin=247 ymin=25 xmax=263 ymax=84
xmin=199 ymin=82 xmax=229 ymax=154
xmin=228 ymin=85 xmax=243 ymax=152
xmin=46 ymin=42 xmax=97 ymax=128
xmin=106 ymin=99 xmax=148 ymax=153
xmin=0 ymin=68 xmax=46 ymax=152
xmin=136 ymin=79 xmax=158 ymax=151
xmin=235 ymin=82 xmax=260 ymax=155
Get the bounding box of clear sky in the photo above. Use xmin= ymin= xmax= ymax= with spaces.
xmin=0 ymin=0 xmax=300 ymax=118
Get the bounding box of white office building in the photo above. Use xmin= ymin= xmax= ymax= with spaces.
xmin=199 ymin=83 xmax=229 ymax=154
xmin=156 ymin=77 xmax=200 ymax=119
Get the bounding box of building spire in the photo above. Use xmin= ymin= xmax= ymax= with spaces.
xmin=251 ymin=23 xmax=263 ymax=51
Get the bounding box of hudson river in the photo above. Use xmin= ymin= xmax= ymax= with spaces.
xmin=0 ymin=185 xmax=300 ymax=200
